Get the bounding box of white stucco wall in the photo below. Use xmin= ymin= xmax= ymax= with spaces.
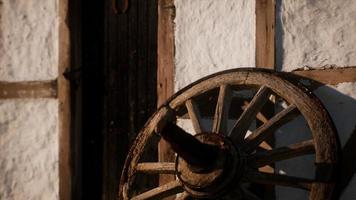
xmin=174 ymin=0 xmax=255 ymax=91
xmin=0 ymin=0 xmax=59 ymax=199
xmin=0 ymin=0 xmax=58 ymax=81
xmin=0 ymin=100 xmax=59 ymax=200
xmin=174 ymin=0 xmax=356 ymax=199
xmin=277 ymin=0 xmax=356 ymax=71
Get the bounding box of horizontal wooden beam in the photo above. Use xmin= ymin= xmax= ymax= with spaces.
xmin=0 ymin=80 xmax=57 ymax=99
xmin=292 ymin=67 xmax=356 ymax=85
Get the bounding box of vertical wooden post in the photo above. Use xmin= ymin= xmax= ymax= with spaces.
xmin=157 ymin=0 xmax=176 ymax=193
xmin=255 ymin=0 xmax=276 ymax=199
xmin=256 ymin=0 xmax=275 ymax=69
xmin=59 ymin=0 xmax=72 ymax=199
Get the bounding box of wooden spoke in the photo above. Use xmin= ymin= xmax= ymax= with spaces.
xmin=242 ymin=101 xmax=269 ymax=124
xmin=175 ymin=191 xmax=190 ymax=200
xmin=244 ymin=171 xmax=313 ymax=191
xmin=254 ymin=140 xmax=315 ymax=167
xmin=136 ymin=162 xmax=176 ymax=174
xmin=243 ymin=104 xmax=300 ymax=151
xmin=212 ymin=85 xmax=232 ymax=135
xmin=131 ymin=180 xmax=183 ymax=200
xmin=185 ymin=99 xmax=204 ymax=134
xmin=230 ymin=86 xmax=271 ymax=143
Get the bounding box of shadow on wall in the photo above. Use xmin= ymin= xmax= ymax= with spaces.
xmin=279 ymin=72 xmax=356 ymax=200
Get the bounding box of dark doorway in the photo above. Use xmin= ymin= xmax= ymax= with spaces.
xmin=70 ymin=0 xmax=158 ymax=199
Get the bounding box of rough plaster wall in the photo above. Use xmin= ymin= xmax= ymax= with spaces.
xmin=0 ymin=0 xmax=59 ymax=199
xmin=174 ymin=0 xmax=255 ymax=91
xmin=0 ymin=100 xmax=59 ymax=200
xmin=277 ymin=0 xmax=356 ymax=71
xmin=0 ymin=0 xmax=58 ymax=81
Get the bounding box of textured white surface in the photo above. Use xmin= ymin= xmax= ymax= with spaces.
xmin=278 ymin=0 xmax=356 ymax=71
xmin=0 ymin=99 xmax=59 ymax=200
xmin=0 ymin=0 xmax=58 ymax=81
xmin=174 ymin=0 xmax=255 ymax=91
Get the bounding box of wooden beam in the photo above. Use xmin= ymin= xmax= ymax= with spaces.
xmin=58 ymin=0 xmax=72 ymax=199
xmin=256 ymin=0 xmax=275 ymax=69
xmin=255 ymin=0 xmax=276 ymax=198
xmin=157 ymin=0 xmax=174 ymax=107
xmin=292 ymin=67 xmax=356 ymax=85
xmin=157 ymin=0 xmax=176 ymax=195
xmin=0 ymin=80 xmax=57 ymax=99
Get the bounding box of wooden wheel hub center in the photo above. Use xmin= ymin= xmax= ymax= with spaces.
xmin=175 ymin=133 xmax=242 ymax=198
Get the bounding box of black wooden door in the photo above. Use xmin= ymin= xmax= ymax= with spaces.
xmin=74 ymin=0 xmax=158 ymax=199
xmin=102 ymin=0 xmax=158 ymax=199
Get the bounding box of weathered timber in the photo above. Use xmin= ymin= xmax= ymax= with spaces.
xmin=212 ymin=85 xmax=233 ymax=135
xmin=230 ymin=86 xmax=271 ymax=143
xmin=185 ymin=99 xmax=204 ymax=134
xmin=244 ymin=104 xmax=300 ymax=151
xmin=0 ymin=80 xmax=57 ymax=99
xmin=256 ymin=0 xmax=275 ymax=69
xmin=136 ymin=162 xmax=175 ymax=174
xmin=157 ymin=0 xmax=176 ymax=193
xmin=254 ymin=139 xmax=315 ymax=167
xmin=292 ymin=67 xmax=356 ymax=85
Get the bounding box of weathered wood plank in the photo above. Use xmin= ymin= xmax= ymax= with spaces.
xmin=212 ymin=85 xmax=232 ymax=135
xmin=230 ymin=86 xmax=271 ymax=143
xmin=157 ymin=0 xmax=174 ymax=107
xmin=185 ymin=99 xmax=204 ymax=134
xmin=292 ymin=67 xmax=356 ymax=85
xmin=103 ymin=0 xmax=159 ymax=198
xmin=136 ymin=162 xmax=176 ymax=174
xmin=157 ymin=0 xmax=176 ymax=192
xmin=256 ymin=0 xmax=275 ymax=69
xmin=0 ymin=80 xmax=57 ymax=99
xmin=254 ymin=139 xmax=315 ymax=167
xmin=58 ymin=0 xmax=71 ymax=199
xmin=244 ymin=104 xmax=300 ymax=151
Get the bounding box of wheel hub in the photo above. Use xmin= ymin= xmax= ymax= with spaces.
xmin=176 ymin=133 xmax=244 ymax=198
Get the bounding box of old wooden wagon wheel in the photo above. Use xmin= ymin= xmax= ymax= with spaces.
xmin=118 ymin=68 xmax=340 ymax=200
